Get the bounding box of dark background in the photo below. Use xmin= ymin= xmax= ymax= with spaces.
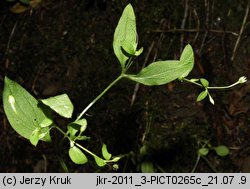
xmin=0 ymin=0 xmax=250 ymax=172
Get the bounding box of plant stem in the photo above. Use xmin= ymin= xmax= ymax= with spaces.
xmin=207 ymin=82 xmax=241 ymax=90
xmin=201 ymin=156 xmax=217 ymax=173
xmin=74 ymin=142 xmax=99 ymax=158
xmin=182 ymin=78 xmax=203 ymax=88
xmin=53 ymin=125 xmax=67 ymax=138
xmin=191 ymin=155 xmax=201 ymax=173
xmin=76 ymin=74 xmax=124 ymax=121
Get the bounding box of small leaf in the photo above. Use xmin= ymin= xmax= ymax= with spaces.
xmin=41 ymin=94 xmax=73 ymax=118
xmin=102 ymin=144 xmax=112 ymax=160
xmin=141 ymin=161 xmax=154 ymax=173
xmin=67 ymin=119 xmax=87 ymax=138
xmin=69 ymin=146 xmax=88 ymax=164
xmin=139 ymin=145 xmax=148 ymax=157
xmin=196 ymin=90 xmax=208 ymax=102
xmin=111 ymin=156 xmax=121 ymax=162
xmin=75 ymin=136 xmax=90 ymax=141
xmin=94 ymin=156 xmax=106 ymax=167
xmin=198 ymin=147 xmax=209 ymax=156
xmin=113 ymin=4 xmax=138 ymax=68
xmin=208 ymin=93 xmax=215 ymax=105
xmin=200 ymin=78 xmax=209 ymax=87
xmin=29 ymin=128 xmax=40 ymax=146
xmin=39 ymin=118 xmax=53 ymax=128
xmin=3 ymin=77 xmax=51 ymax=142
xmin=134 ymin=47 xmax=143 ymax=56
xmin=190 ymin=78 xmax=199 ymax=82
xmin=214 ymin=145 xmax=229 ymax=157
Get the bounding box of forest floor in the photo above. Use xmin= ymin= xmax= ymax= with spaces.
xmin=0 ymin=0 xmax=250 ymax=172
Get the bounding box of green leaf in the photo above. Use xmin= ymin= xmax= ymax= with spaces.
xmin=179 ymin=44 xmax=195 ymax=78
xmin=29 ymin=128 xmax=40 ymax=146
xmin=134 ymin=47 xmax=143 ymax=56
xmin=39 ymin=118 xmax=53 ymax=128
xmin=41 ymin=94 xmax=73 ymax=118
xmin=141 ymin=161 xmax=154 ymax=173
xmin=139 ymin=144 xmax=148 ymax=157
xmin=208 ymin=93 xmax=215 ymax=105
xmin=214 ymin=145 xmax=229 ymax=157
xmin=198 ymin=147 xmax=209 ymax=156
xmin=200 ymin=78 xmax=209 ymax=87
xmin=102 ymin=144 xmax=112 ymax=160
xmin=94 ymin=156 xmax=106 ymax=167
xmin=75 ymin=135 xmax=90 ymax=141
xmin=68 ymin=146 xmax=88 ymax=164
xmin=113 ymin=4 xmax=138 ymax=68
xmin=111 ymin=156 xmax=121 ymax=162
xmin=3 ymin=77 xmax=51 ymax=142
xmin=126 ymin=44 xmax=194 ymax=86
xmin=196 ymin=90 xmax=208 ymax=102
xmin=126 ymin=60 xmax=184 ymax=86
xmin=67 ymin=119 xmax=87 ymax=138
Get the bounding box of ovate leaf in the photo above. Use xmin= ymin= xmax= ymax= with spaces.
xmin=214 ymin=145 xmax=229 ymax=157
xmin=196 ymin=90 xmax=208 ymax=102
xmin=126 ymin=44 xmax=194 ymax=86
xmin=141 ymin=161 xmax=154 ymax=173
xmin=102 ymin=144 xmax=112 ymax=160
xmin=113 ymin=4 xmax=138 ymax=68
xmin=94 ymin=156 xmax=106 ymax=167
xmin=200 ymin=78 xmax=209 ymax=87
xmin=126 ymin=60 xmax=185 ymax=86
xmin=3 ymin=77 xmax=51 ymax=142
xmin=41 ymin=94 xmax=73 ymax=118
xmin=69 ymin=146 xmax=88 ymax=164
xmin=198 ymin=147 xmax=209 ymax=156
xmin=179 ymin=44 xmax=194 ymax=78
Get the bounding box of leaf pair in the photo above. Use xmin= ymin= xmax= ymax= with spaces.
xmin=199 ymin=145 xmax=229 ymax=157
xmin=3 ymin=77 xmax=75 ymax=146
xmin=113 ymin=4 xmax=143 ymax=69
xmin=196 ymin=78 xmax=214 ymax=104
xmin=3 ymin=77 xmax=51 ymax=145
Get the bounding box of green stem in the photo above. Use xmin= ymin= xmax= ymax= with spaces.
xmin=183 ymin=77 xmax=246 ymax=90
xmin=74 ymin=142 xmax=100 ymax=158
xmin=201 ymin=156 xmax=217 ymax=173
xmin=207 ymin=82 xmax=240 ymax=90
xmin=53 ymin=126 xmax=68 ymax=138
xmin=191 ymin=155 xmax=201 ymax=173
xmin=53 ymin=125 xmax=104 ymax=161
xmin=182 ymin=78 xmax=203 ymax=88
xmin=76 ymin=74 xmax=124 ymax=121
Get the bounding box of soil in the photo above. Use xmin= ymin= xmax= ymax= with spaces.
xmin=0 ymin=0 xmax=250 ymax=172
